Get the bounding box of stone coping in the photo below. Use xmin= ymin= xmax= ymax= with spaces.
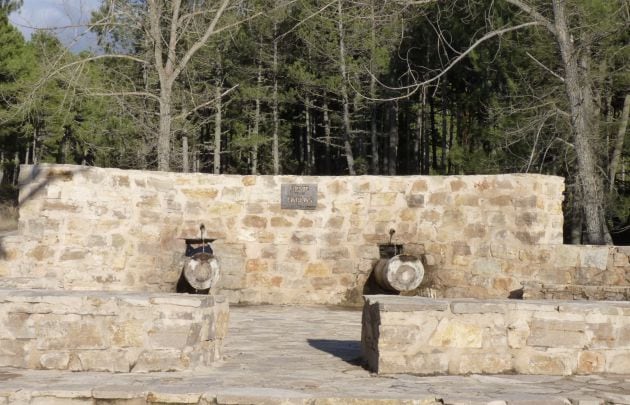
xmin=0 ymin=288 xmax=226 ymax=308
xmin=0 ymin=288 xmax=226 ymax=307
xmin=522 ymin=282 xmax=630 ymax=300
xmin=362 ymin=295 xmax=630 ymax=375
xmin=365 ymin=294 xmax=630 ymax=313
xmin=0 ymin=289 xmax=229 ymax=373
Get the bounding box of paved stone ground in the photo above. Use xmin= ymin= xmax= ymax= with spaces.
xmin=1 ymin=305 xmax=630 ymax=404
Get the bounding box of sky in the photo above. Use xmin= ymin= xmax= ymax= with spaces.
xmin=9 ymin=0 xmax=101 ymax=52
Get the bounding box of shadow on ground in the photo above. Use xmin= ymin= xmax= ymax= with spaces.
xmin=307 ymin=339 xmax=362 ymax=366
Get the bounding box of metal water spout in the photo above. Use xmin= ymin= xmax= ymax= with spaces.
xmin=200 ymin=224 xmax=206 ymax=253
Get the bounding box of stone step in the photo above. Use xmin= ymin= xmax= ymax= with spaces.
xmin=522 ymin=282 xmax=630 ymax=300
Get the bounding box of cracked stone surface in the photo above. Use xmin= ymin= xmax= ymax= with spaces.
xmin=0 ymin=305 xmax=629 ymax=404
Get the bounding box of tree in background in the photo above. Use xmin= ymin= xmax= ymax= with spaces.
xmin=1 ymin=0 xmax=628 ymax=244
xmin=503 ymin=0 xmax=629 ymax=244
xmin=0 ymin=0 xmax=33 ymax=184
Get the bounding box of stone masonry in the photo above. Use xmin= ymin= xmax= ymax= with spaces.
xmin=0 ymin=164 xmax=574 ymax=305
xmin=0 ymin=289 xmax=229 ymax=372
xmin=362 ymin=295 xmax=630 ymax=375
xmin=2 ymin=164 xmax=629 ymax=304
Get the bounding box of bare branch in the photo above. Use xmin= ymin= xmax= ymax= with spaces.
xmin=35 ymin=54 xmax=148 ymax=94
xmin=277 ymin=0 xmax=337 ymax=41
xmin=525 ymin=51 xmax=565 ymax=82
xmin=166 ymin=0 xmax=182 ymax=75
xmin=147 ymin=0 xmax=165 ymax=78
xmin=209 ymin=10 xmax=265 ymax=37
xmin=357 ymin=21 xmax=540 ymax=101
xmin=175 ymin=84 xmax=239 ymax=120
xmin=526 ymin=112 xmax=553 ymax=172
xmin=504 ymin=0 xmax=556 ymax=35
xmin=393 ymin=0 xmax=434 ymax=4
xmin=83 ymin=90 xmax=161 ymax=102
xmin=173 ymin=0 xmax=230 ymax=80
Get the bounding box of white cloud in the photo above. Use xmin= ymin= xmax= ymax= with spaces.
xmin=9 ymin=0 xmax=102 ymax=52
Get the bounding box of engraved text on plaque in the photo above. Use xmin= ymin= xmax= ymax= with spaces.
xmin=281 ymin=184 xmax=317 ymax=210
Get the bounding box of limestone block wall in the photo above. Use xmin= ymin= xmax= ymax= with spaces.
xmin=362 ymin=295 xmax=630 ymax=375
xmin=430 ymin=244 xmax=630 ymax=298
xmin=0 ymin=164 xmax=567 ymax=305
xmin=0 ymin=289 xmax=229 ymax=372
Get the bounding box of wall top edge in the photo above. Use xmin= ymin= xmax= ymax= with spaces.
xmin=0 ymin=288 xmax=226 ymax=306
xmin=19 ymin=164 xmax=566 ymax=182
xmin=364 ymin=295 xmax=630 ymax=311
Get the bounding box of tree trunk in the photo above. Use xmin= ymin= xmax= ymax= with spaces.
xmin=570 ymin=195 xmax=583 ymax=244
xmin=417 ymin=87 xmax=426 ymax=174
xmin=441 ymin=84 xmax=447 ymax=173
xmin=448 ymin=101 xmax=454 ymax=174
xmin=609 ymin=94 xmax=630 ymax=191
xmin=553 ymin=0 xmax=609 ymax=245
xmin=388 ymin=102 xmax=398 ymax=175
xmin=336 ymin=0 xmax=356 ymax=175
xmin=182 ymin=135 xmax=189 ymax=172
xmin=430 ymin=94 xmax=437 ymax=171
xmin=157 ymin=87 xmax=173 ymax=171
xmin=323 ymin=97 xmax=332 ymax=174
xmin=12 ymin=152 xmax=19 ymax=186
xmin=370 ymin=91 xmax=379 ymax=174
xmin=369 ymin=2 xmax=379 ymax=175
xmin=253 ymin=59 xmax=263 ymax=175
xmin=60 ymin=127 xmax=70 ymax=164
xmin=414 ymin=105 xmax=420 ymax=174
xmin=421 ymin=87 xmax=429 ymax=174
xmin=272 ymin=23 xmax=280 ymax=175
xmin=32 ymin=128 xmax=38 ymax=164
xmin=213 ymin=83 xmax=222 ymax=175
xmin=305 ymin=95 xmax=313 ymax=175
xmin=0 ymin=152 xmax=4 ymax=185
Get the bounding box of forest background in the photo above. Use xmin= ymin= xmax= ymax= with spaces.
xmin=0 ymin=0 xmax=628 ymax=245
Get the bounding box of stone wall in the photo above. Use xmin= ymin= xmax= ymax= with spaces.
xmin=362 ymin=295 xmax=630 ymax=375
xmin=0 ymin=289 xmax=228 ymax=372
xmin=0 ymin=164 xmax=568 ymax=305
xmin=429 ymin=244 xmax=630 ymax=298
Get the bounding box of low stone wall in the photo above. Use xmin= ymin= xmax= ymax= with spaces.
xmin=362 ymin=295 xmax=630 ymax=375
xmin=1 ymin=164 xmax=566 ymax=305
xmin=0 ymin=289 xmax=228 ymax=372
xmin=428 ymin=244 xmax=630 ymax=299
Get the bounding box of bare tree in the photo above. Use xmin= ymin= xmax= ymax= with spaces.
xmin=30 ymin=0 xmax=243 ymax=172
xmin=609 ymin=94 xmax=630 ymax=191
xmin=146 ymin=0 xmax=231 ymax=171
xmin=505 ymin=0 xmax=618 ymax=244
xmin=336 ymin=0 xmax=356 ymax=175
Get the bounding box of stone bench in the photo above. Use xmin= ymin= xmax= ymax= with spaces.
xmin=0 ymin=289 xmax=228 ymax=372
xmin=361 ymin=295 xmax=630 ymax=375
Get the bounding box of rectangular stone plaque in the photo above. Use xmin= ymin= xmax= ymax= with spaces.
xmin=281 ymin=184 xmax=317 ymax=210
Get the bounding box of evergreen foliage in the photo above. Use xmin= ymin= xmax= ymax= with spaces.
xmin=0 ymin=0 xmax=628 ymax=243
